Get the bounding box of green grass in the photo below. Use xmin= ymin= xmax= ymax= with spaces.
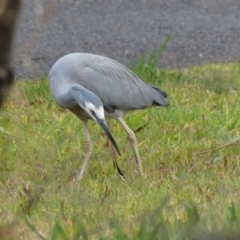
xmin=1 ymin=62 xmax=240 ymax=239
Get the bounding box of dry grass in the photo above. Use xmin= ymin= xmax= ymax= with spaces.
xmin=1 ymin=62 xmax=240 ymax=239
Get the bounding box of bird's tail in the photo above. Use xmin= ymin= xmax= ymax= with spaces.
xmin=151 ymin=85 xmax=168 ymax=98
xmin=151 ymin=85 xmax=168 ymax=107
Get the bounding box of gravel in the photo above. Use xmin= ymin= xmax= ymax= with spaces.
xmin=13 ymin=0 xmax=240 ymax=78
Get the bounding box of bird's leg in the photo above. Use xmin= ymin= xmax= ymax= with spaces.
xmin=77 ymin=121 xmax=93 ymax=182
xmin=107 ymin=119 xmax=117 ymax=162
xmin=117 ymin=117 xmax=143 ymax=173
xmin=107 ymin=119 xmax=125 ymax=179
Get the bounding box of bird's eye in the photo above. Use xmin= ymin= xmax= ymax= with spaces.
xmin=90 ymin=110 xmax=96 ymax=117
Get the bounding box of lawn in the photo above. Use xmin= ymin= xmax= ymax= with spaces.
xmin=1 ymin=60 xmax=240 ymax=239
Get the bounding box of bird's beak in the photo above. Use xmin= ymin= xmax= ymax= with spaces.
xmin=96 ymin=118 xmax=121 ymax=156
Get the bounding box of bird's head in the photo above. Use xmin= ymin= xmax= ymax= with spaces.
xmin=82 ymin=100 xmax=121 ymax=156
xmin=70 ymin=85 xmax=121 ymax=155
xmin=83 ymin=101 xmax=105 ymax=123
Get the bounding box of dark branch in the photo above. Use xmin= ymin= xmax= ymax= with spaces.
xmin=0 ymin=0 xmax=21 ymax=107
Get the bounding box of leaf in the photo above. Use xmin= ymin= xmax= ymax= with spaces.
xmin=50 ymin=220 xmax=68 ymax=240
xmin=0 ymin=126 xmax=10 ymax=135
xmin=23 ymin=216 xmax=46 ymax=240
xmin=134 ymin=122 xmax=149 ymax=133
xmin=72 ymin=217 xmax=88 ymax=240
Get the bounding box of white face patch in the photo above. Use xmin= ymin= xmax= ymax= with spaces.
xmin=94 ymin=106 xmax=105 ymax=119
xmin=85 ymin=102 xmax=105 ymax=120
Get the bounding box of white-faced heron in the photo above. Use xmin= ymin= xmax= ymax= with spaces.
xmin=49 ymin=53 xmax=168 ymax=181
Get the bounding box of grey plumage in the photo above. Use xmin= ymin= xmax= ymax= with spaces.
xmin=50 ymin=53 xmax=167 ymax=112
xmin=49 ymin=53 xmax=167 ymax=182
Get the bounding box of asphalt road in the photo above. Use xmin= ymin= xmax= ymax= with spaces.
xmin=13 ymin=0 xmax=240 ymax=78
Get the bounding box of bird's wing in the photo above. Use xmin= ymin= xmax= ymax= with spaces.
xmin=80 ymin=56 xmax=167 ymax=112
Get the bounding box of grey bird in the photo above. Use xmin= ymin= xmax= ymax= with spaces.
xmin=49 ymin=53 xmax=168 ymax=181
